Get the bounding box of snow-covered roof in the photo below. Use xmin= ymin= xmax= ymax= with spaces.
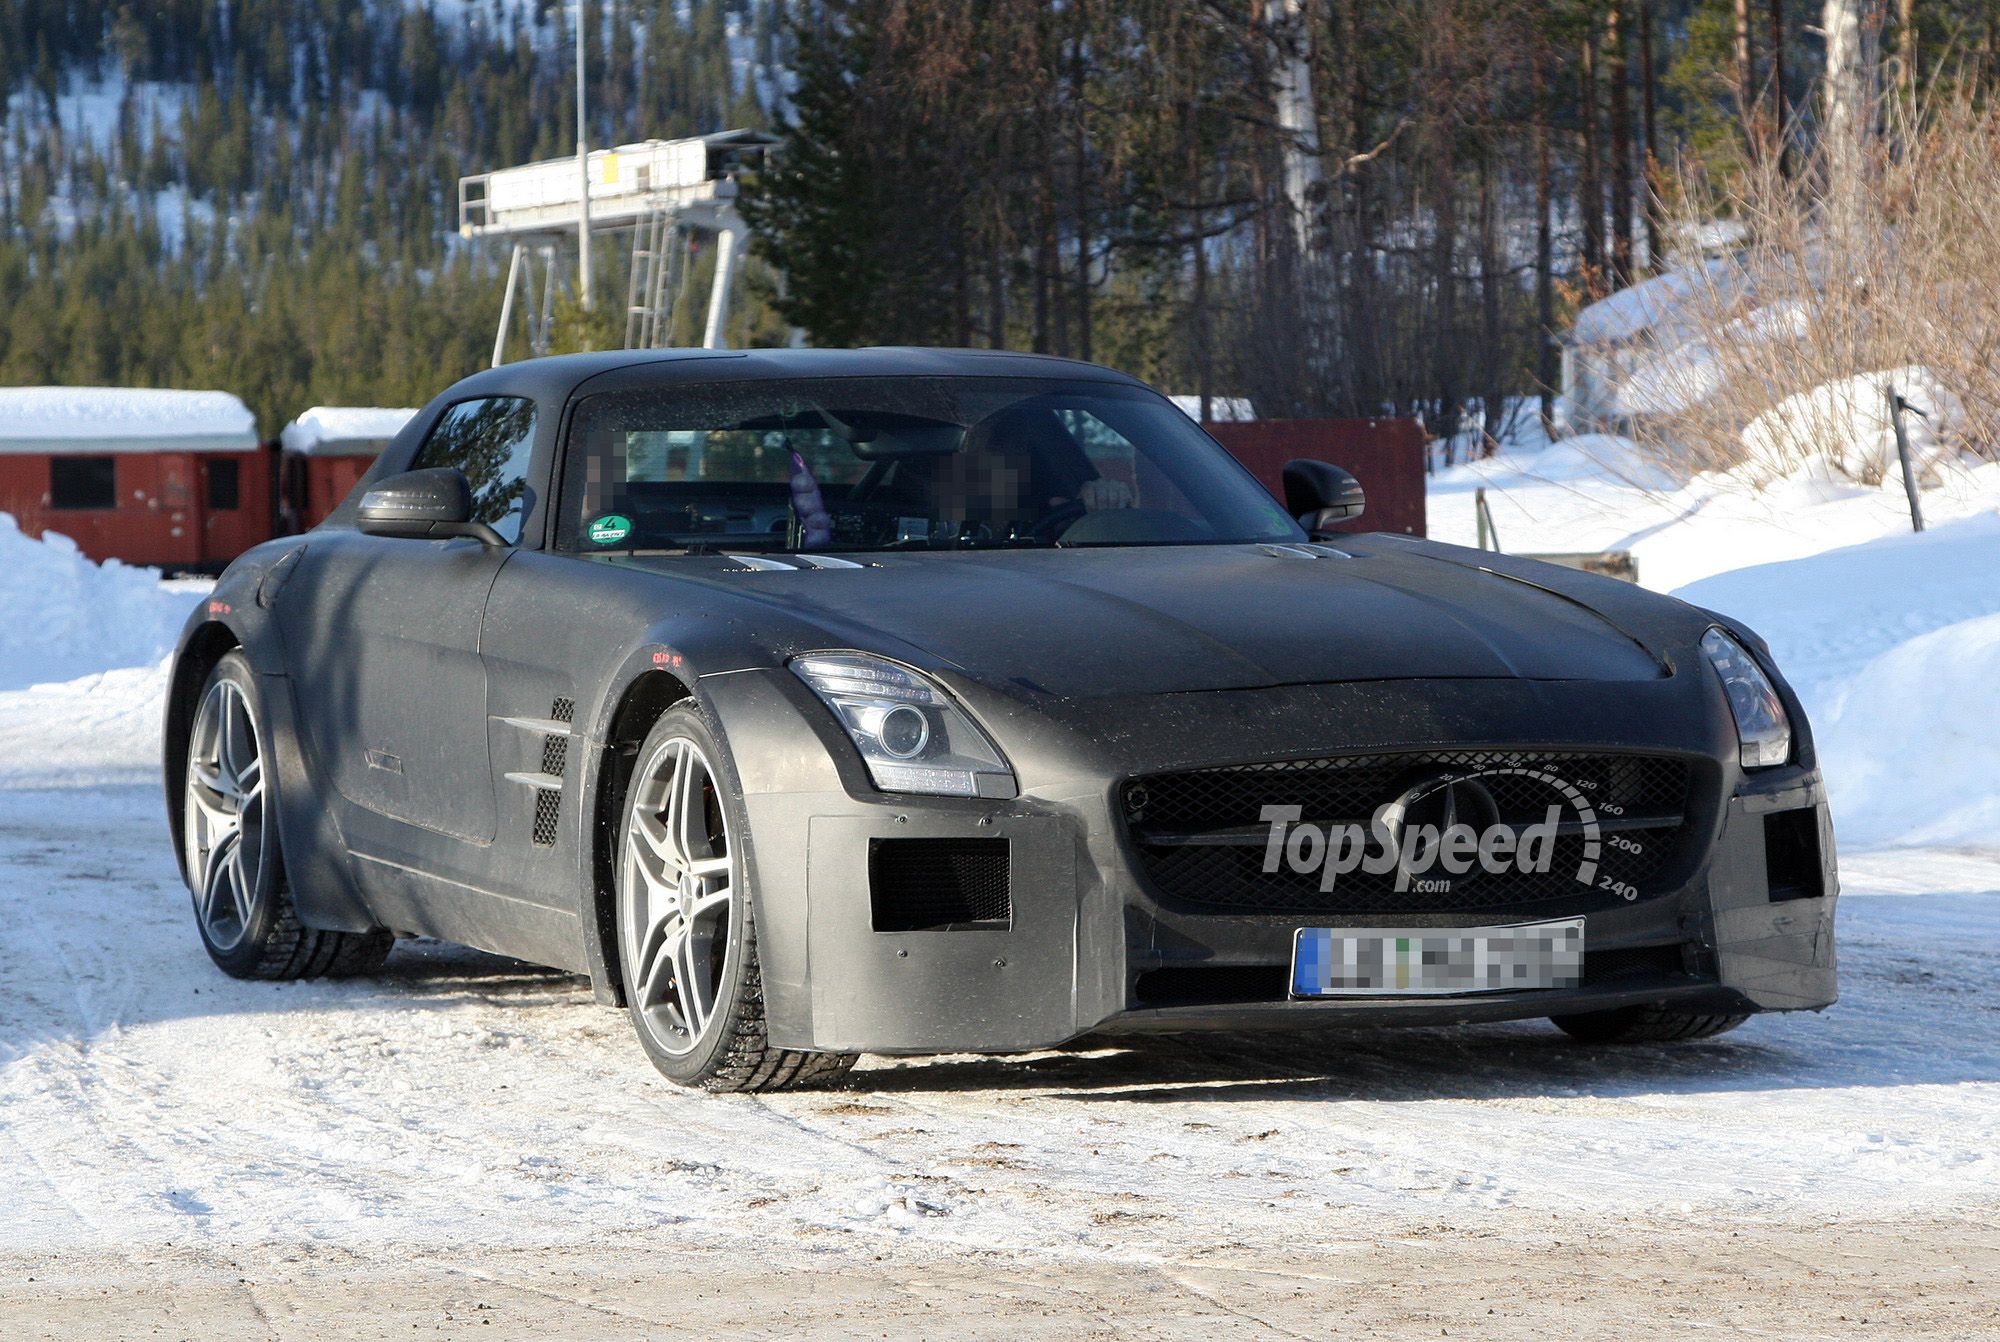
xmin=279 ymin=406 xmax=420 ymax=457
xmin=1568 ymin=259 xmax=1748 ymax=349
xmin=0 ymin=387 xmax=259 ymax=454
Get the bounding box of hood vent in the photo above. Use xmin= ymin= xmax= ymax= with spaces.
xmin=724 ymin=553 xmax=869 ymax=571
xmin=1258 ymin=542 xmax=1352 ymax=560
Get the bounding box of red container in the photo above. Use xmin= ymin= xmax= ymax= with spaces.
xmin=1204 ymin=417 xmax=1428 ymax=538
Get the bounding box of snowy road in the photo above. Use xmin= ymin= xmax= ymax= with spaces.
xmin=3 ymin=785 xmax=1996 ymax=1315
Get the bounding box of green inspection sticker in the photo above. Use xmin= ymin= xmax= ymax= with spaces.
xmin=588 ymin=514 xmax=634 ymax=546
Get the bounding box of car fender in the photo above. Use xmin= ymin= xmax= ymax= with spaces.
xmin=164 ymin=540 xmax=377 ymax=933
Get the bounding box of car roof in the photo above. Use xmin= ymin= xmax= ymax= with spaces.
xmin=434 ymin=346 xmax=1145 ymax=406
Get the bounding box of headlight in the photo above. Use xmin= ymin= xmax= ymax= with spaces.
xmin=791 ymin=652 xmax=1017 ymax=798
xmin=1701 ymin=628 xmax=1792 ymax=769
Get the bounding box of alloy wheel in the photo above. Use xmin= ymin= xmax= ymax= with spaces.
xmin=184 ymin=678 xmax=267 ymax=952
xmin=623 ymin=736 xmax=735 ymax=1056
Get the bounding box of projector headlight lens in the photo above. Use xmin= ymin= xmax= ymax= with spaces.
xmin=791 ymin=652 xmax=1015 ymax=797
xmin=1701 ymin=628 xmax=1793 ymax=769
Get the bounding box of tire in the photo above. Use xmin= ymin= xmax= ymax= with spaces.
xmin=1550 ymin=1005 xmax=1751 ymax=1044
xmin=181 ymin=650 xmax=394 ymax=980
xmin=617 ymin=703 xmax=857 ymax=1093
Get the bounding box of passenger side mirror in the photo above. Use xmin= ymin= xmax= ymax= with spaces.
xmin=356 ymin=468 xmax=506 ymax=546
xmin=1282 ymin=459 xmax=1366 ymax=534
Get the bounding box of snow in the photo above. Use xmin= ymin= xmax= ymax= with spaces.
xmin=0 ymin=437 xmax=1995 ymax=1272
xmin=1741 ymin=365 xmax=1962 ymax=483
xmin=0 ymin=386 xmax=259 ymax=454
xmin=279 ymin=405 xmax=419 ymax=456
xmin=1430 ymin=427 xmax=2000 ymax=593
xmin=1676 ymin=516 xmax=2000 ymax=850
xmin=1167 ymin=395 xmax=1255 ymax=423
xmin=1568 ymin=259 xmax=1742 ymax=349
xmin=0 ymin=515 xmax=200 ymax=697
xmin=0 ymin=785 xmax=1993 ymax=1263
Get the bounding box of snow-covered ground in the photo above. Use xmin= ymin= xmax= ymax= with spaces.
xmin=2 ymin=785 xmax=1996 ymax=1264
xmin=2 ymin=453 xmax=1997 ymax=1326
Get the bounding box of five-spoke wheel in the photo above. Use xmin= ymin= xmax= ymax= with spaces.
xmin=617 ymin=704 xmax=856 ymax=1091
xmin=185 ymin=673 xmax=267 ymax=953
xmin=179 ymin=650 xmax=393 ymax=979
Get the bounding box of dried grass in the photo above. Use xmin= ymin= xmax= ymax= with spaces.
xmin=1602 ymin=86 xmax=2000 ymax=484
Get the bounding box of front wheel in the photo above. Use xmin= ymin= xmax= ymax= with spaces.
xmin=617 ymin=704 xmax=857 ymax=1092
xmin=181 ymin=650 xmax=393 ymax=980
xmin=1550 ymin=1005 xmax=1750 ymax=1044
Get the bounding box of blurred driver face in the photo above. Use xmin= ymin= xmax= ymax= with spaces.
xmin=931 ymin=443 xmax=1034 ymax=531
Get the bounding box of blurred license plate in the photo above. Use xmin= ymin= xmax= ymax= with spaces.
xmin=1291 ymin=919 xmax=1584 ymax=997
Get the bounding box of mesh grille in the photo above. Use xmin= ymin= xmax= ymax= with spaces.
xmin=869 ymin=838 xmax=1011 ymax=931
xmin=1123 ymin=750 xmax=1694 ymax=916
xmin=531 ymin=789 xmax=560 ymax=847
xmin=550 ymin=696 xmax=575 ymax=725
xmin=540 ymin=734 xmax=569 ymax=778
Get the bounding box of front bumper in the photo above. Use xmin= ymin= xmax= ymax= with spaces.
xmin=703 ymin=670 xmax=1838 ymax=1055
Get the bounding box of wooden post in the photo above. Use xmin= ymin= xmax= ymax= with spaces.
xmin=1886 ymin=385 xmax=1927 ymax=533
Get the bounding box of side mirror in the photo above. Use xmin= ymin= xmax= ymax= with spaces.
xmin=356 ymin=468 xmax=505 ymax=545
xmin=1282 ymin=459 xmax=1366 ymax=534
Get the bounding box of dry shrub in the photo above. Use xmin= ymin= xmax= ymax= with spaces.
xmin=1605 ymin=86 xmax=2000 ymax=484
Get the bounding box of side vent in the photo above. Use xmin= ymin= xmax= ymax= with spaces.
xmin=532 ymin=790 xmax=561 ymax=847
xmin=528 ymin=696 xmax=574 ymax=848
xmin=869 ymin=838 xmax=1011 ymax=931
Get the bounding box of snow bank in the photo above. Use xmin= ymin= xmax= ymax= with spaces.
xmin=1815 ymin=613 xmax=2000 ymax=848
xmin=0 ymin=514 xmax=204 ymax=786
xmin=1741 ymin=366 xmax=1963 ymax=483
xmin=279 ymin=405 xmax=418 ymax=456
xmin=0 ymin=514 xmax=198 ymax=693
xmin=1676 ymin=513 xmax=2000 ymax=849
xmin=0 ymin=386 xmax=258 ymax=453
xmin=1431 ymin=412 xmax=2000 ymax=592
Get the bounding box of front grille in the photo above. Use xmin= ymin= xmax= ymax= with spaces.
xmin=870 ymin=838 xmax=1011 ymax=931
xmin=1123 ymin=750 xmax=1695 ymax=916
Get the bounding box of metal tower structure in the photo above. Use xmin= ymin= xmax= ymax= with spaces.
xmin=459 ymin=129 xmax=779 ymax=365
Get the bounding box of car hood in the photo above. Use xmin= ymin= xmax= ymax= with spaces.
xmin=646 ymin=541 xmax=1668 ymax=699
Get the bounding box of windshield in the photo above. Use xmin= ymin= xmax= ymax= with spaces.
xmin=554 ymin=376 xmax=1304 ymax=554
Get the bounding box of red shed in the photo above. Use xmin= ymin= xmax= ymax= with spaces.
xmin=0 ymin=387 xmax=267 ymax=570
xmin=1202 ymin=417 xmax=1428 ymax=538
xmin=278 ymin=406 xmax=418 ymax=532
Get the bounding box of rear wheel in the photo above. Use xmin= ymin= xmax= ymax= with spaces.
xmin=617 ymin=704 xmax=856 ymax=1092
xmin=182 ymin=651 xmax=393 ymax=980
xmin=1550 ymin=1005 xmax=1750 ymax=1044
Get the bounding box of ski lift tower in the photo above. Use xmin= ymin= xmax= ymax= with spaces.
xmin=459 ymin=128 xmax=780 ymax=365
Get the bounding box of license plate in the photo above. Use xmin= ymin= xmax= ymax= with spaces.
xmin=1291 ymin=919 xmax=1585 ymax=997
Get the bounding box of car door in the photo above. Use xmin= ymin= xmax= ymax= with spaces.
xmin=275 ymin=396 xmax=539 ymax=867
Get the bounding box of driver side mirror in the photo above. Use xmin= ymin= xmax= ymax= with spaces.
xmin=1282 ymin=459 xmax=1366 ymax=534
xmin=356 ymin=468 xmax=506 ymax=546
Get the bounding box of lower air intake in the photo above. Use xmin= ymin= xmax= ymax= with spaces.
xmin=869 ymin=838 xmax=1011 ymax=931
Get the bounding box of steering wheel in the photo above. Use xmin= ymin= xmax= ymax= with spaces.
xmin=1029 ymin=497 xmax=1089 ymax=544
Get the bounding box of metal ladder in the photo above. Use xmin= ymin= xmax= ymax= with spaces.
xmin=624 ymin=207 xmax=687 ymax=349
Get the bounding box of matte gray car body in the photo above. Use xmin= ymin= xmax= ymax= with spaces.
xmin=164 ymin=348 xmax=1838 ymax=1056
